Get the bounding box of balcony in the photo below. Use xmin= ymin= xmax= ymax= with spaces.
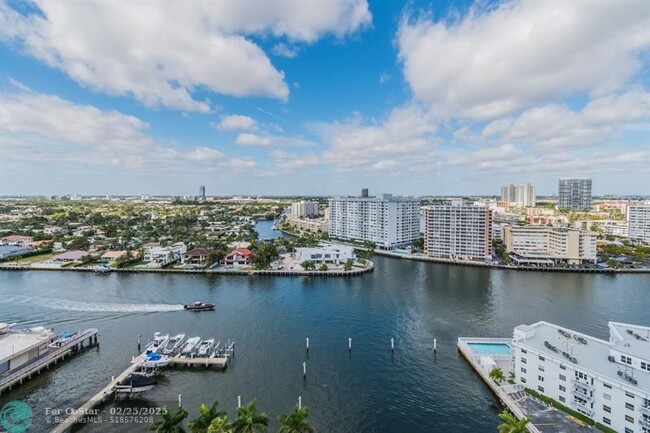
xmin=641 ymin=405 xmax=650 ymax=417
xmin=571 ymin=378 xmax=594 ymax=390
xmin=572 ymin=386 xmax=594 ymax=401
xmin=640 ymin=417 xmax=650 ymax=429
xmin=570 ymin=401 xmax=594 ymax=418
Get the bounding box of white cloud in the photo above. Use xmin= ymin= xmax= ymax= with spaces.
xmin=0 ymin=0 xmax=371 ymax=111
xmin=0 ymin=88 xmax=252 ymax=172
xmin=379 ymin=71 xmax=391 ymax=84
xmin=214 ymin=115 xmax=257 ymax=131
xmin=272 ymin=43 xmax=299 ymax=58
xmin=236 ymin=133 xmax=271 ymax=147
xmin=397 ymin=1 xmax=650 ymax=119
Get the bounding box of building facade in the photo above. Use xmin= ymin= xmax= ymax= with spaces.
xmin=285 ymin=215 xmax=329 ymax=233
xmin=504 ymin=226 xmax=597 ymax=265
xmin=513 ymin=321 xmax=650 ymax=433
xmin=143 ymin=242 xmax=187 ymax=266
xmin=629 ymin=203 xmax=650 ymax=245
xmin=294 ymin=244 xmax=355 ymax=265
xmin=500 ymin=184 xmax=536 ymax=207
xmin=423 ymin=200 xmax=492 ymax=261
xmin=291 ymin=201 xmax=320 ymax=218
xmin=328 ymin=194 xmax=420 ymax=250
xmin=559 ymin=178 xmax=592 ymax=210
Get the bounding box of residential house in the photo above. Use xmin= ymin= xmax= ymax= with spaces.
xmin=1 ymin=235 xmax=34 ymax=247
xmin=143 ymin=242 xmax=187 ymax=266
xmin=222 ymin=248 xmax=254 ymax=266
xmin=181 ymin=248 xmax=213 ymax=265
xmin=51 ymin=250 xmax=88 ymax=262
xmin=294 ymin=244 xmax=355 ymax=265
xmin=100 ymin=251 xmax=128 ymax=262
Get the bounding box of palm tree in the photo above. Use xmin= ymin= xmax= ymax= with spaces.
xmin=507 ymin=370 xmax=516 ymax=384
xmin=489 ymin=367 xmax=506 ymax=384
xmin=152 ymin=406 xmax=189 ymax=433
xmin=497 ymin=411 xmax=532 ymax=433
xmin=278 ymin=405 xmax=314 ymax=433
xmin=189 ymin=401 xmax=227 ymax=433
xmin=231 ymin=400 xmax=269 ymax=433
xmin=207 ymin=416 xmax=232 ymax=433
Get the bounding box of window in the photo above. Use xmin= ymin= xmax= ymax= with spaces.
xmin=538 ymin=375 xmax=544 ymax=382
xmin=626 ymin=403 xmax=634 ymax=410
xmin=603 ymin=405 xmax=611 ymax=413
xmin=521 ymin=349 xmax=527 ymax=354
xmin=602 ymin=417 xmax=611 ymax=426
xmin=538 ymin=365 xmax=545 ymax=372
xmin=642 ymin=361 xmax=649 ymax=371
xmin=521 ymin=378 xmax=527 ymax=383
xmin=560 ymin=364 xmax=566 ymax=370
xmin=603 ymin=382 xmax=612 ymax=389
xmin=626 ymin=428 xmax=634 ymax=433
xmin=539 ymin=355 xmax=545 ymax=361
xmin=603 ymin=393 xmax=612 ymax=401
xmin=521 ymin=367 xmax=527 ymax=373
xmin=626 ymin=391 xmax=635 ymax=399
xmin=625 ymin=415 xmax=634 ymax=423
xmin=521 ymin=357 xmax=527 ymax=364
xmin=559 ymin=374 xmax=566 ymax=381
xmin=620 ymin=355 xmax=632 ymax=365
xmin=559 ymin=385 xmax=566 ymax=392
xmin=559 ymin=396 xmax=566 ymax=403
xmin=538 ymin=386 xmax=544 ymax=393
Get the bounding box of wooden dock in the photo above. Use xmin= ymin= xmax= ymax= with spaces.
xmin=170 ymin=353 xmax=229 ymax=368
xmin=0 ymin=328 xmax=99 ymax=395
xmin=50 ymin=352 xmax=146 ymax=433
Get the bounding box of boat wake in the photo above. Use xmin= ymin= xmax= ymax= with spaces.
xmin=25 ymin=297 xmax=184 ymax=313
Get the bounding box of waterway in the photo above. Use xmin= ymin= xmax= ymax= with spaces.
xmin=0 ymin=225 xmax=648 ymax=432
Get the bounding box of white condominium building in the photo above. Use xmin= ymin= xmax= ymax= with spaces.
xmin=504 ymin=226 xmax=597 ymax=265
xmin=629 ymin=203 xmax=650 ymax=245
xmin=291 ymin=201 xmax=320 ymax=218
xmin=423 ymin=200 xmax=492 ymax=261
xmin=328 ymin=194 xmax=420 ymax=250
xmin=500 ymin=184 xmax=536 ymax=207
xmin=513 ymin=321 xmax=650 ymax=433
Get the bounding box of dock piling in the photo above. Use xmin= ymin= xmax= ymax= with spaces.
xmin=237 ymin=395 xmax=241 ymax=408
xmin=298 ymin=396 xmax=302 ymax=409
xmin=178 ymin=394 xmax=182 ymax=408
xmin=434 ymin=338 xmax=437 ymax=353
xmin=348 ymin=338 xmax=352 ymax=352
xmin=391 ymin=338 xmax=394 ymax=353
xmin=303 ymin=361 xmax=306 ymax=379
xmin=306 ymin=337 xmax=309 ymax=352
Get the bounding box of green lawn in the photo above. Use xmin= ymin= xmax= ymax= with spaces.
xmin=11 ymin=252 xmax=56 ymax=264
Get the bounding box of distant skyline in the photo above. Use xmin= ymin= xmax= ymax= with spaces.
xmin=1 ymin=0 xmax=649 ymax=196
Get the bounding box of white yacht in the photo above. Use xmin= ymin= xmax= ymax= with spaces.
xmin=197 ymin=339 xmax=215 ymax=357
xmin=181 ymin=336 xmax=201 ymax=356
xmin=162 ymin=333 xmax=186 ymax=355
xmin=146 ymin=332 xmax=169 ymax=354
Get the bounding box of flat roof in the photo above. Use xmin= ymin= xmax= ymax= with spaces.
xmin=609 ymin=322 xmax=650 ymax=360
xmin=0 ymin=328 xmax=54 ymax=363
xmin=515 ymin=321 xmax=650 ymax=394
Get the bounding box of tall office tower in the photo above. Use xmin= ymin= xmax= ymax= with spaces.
xmin=423 ymin=200 xmax=492 ymax=261
xmin=291 ymin=201 xmax=320 ymax=218
xmin=361 ymin=188 xmax=369 ymax=198
xmin=628 ymin=202 xmax=650 ymax=244
xmin=559 ymin=178 xmax=592 ymax=210
xmin=328 ymin=193 xmax=420 ymax=250
xmin=199 ymin=185 xmax=206 ymax=201
xmin=500 ymin=184 xmax=536 ymax=207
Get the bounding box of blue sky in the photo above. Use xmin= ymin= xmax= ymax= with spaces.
xmin=0 ymin=0 xmax=648 ymax=197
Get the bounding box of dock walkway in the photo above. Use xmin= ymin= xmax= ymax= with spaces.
xmin=0 ymin=328 xmax=99 ymax=395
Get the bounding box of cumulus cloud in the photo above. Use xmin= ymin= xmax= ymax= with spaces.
xmin=236 ymin=133 xmax=271 ymax=147
xmin=397 ymin=0 xmax=650 ymax=119
xmin=214 ymin=115 xmax=257 ymax=131
xmin=0 ymin=88 xmax=253 ymax=171
xmin=272 ymin=43 xmax=299 ymax=58
xmin=0 ymin=0 xmax=371 ymax=111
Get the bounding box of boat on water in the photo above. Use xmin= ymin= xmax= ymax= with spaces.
xmin=162 ymin=333 xmax=186 ymax=355
xmin=181 ymin=337 xmax=201 ymax=356
xmin=184 ymin=301 xmax=215 ymax=311
xmin=115 ymin=374 xmax=157 ymax=393
xmin=140 ymin=352 xmax=171 ymax=368
xmin=197 ymin=339 xmax=215 ymax=357
xmin=93 ymin=265 xmax=110 ymax=274
xmin=146 ymin=332 xmax=169 ymax=354
xmin=48 ymin=331 xmax=77 ymax=348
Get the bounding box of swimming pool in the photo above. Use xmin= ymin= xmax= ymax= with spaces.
xmin=467 ymin=342 xmax=512 ymax=355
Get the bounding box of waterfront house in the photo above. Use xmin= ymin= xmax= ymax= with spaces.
xmin=100 ymin=250 xmax=128 ymax=262
xmin=51 ymin=250 xmax=87 ymax=262
xmin=1 ymin=235 xmax=34 ymax=247
xmin=143 ymin=242 xmax=187 ymax=266
xmin=181 ymin=248 xmax=213 ymax=265
xmin=222 ymin=247 xmax=254 ymax=266
xmin=294 ymin=244 xmax=355 ymax=265
xmin=0 ymin=245 xmax=33 ymax=260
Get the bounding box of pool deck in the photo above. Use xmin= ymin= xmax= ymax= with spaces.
xmin=458 ymin=337 xmax=594 ymax=433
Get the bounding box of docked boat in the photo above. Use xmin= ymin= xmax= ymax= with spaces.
xmin=115 ymin=374 xmax=157 ymax=393
xmin=184 ymin=301 xmax=215 ymax=311
xmin=146 ymin=332 xmax=169 ymax=354
xmin=197 ymin=339 xmax=215 ymax=357
xmin=140 ymin=352 xmax=171 ymax=368
xmin=162 ymin=333 xmax=186 ymax=355
xmin=181 ymin=337 xmax=201 ymax=356
xmin=48 ymin=331 xmax=77 ymax=348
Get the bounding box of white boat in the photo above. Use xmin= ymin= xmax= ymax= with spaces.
xmin=48 ymin=331 xmax=77 ymax=348
xmin=140 ymin=352 xmax=171 ymax=368
xmin=115 ymin=374 xmax=157 ymax=393
xmin=197 ymin=339 xmax=215 ymax=357
xmin=146 ymin=332 xmax=169 ymax=354
xmin=181 ymin=337 xmax=201 ymax=356
xmin=162 ymin=333 xmax=186 ymax=355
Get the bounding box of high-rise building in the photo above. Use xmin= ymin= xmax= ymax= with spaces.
xmin=504 ymin=226 xmax=597 ymax=265
xmin=291 ymin=201 xmax=320 ymax=218
xmin=500 ymin=184 xmax=536 ymax=207
xmin=199 ymin=185 xmax=206 ymax=201
xmin=423 ymin=200 xmax=492 ymax=261
xmin=559 ymin=178 xmax=592 ymax=210
xmin=361 ymin=188 xmax=369 ymax=198
xmin=512 ymin=321 xmax=650 ymax=433
xmin=328 ymin=193 xmax=420 ymax=250
xmin=628 ymin=202 xmax=650 ymax=245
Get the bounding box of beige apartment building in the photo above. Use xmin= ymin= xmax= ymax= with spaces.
xmin=504 ymin=225 xmax=597 ymax=265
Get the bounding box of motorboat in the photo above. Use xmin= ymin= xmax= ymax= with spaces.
xmin=146 ymin=332 xmax=169 ymax=354
xmin=115 ymin=374 xmax=157 ymax=393
xmin=197 ymin=339 xmax=215 ymax=357
xmin=140 ymin=352 xmax=171 ymax=368
xmin=181 ymin=337 xmax=201 ymax=356
xmin=184 ymin=301 xmax=215 ymax=311
xmin=48 ymin=331 xmax=77 ymax=348
xmin=162 ymin=333 xmax=186 ymax=355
